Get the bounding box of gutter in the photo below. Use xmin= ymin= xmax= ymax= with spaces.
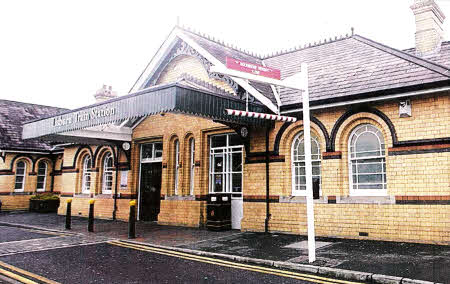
xmin=281 ymin=86 xmax=450 ymax=114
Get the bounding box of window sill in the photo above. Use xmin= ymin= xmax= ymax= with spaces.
xmin=280 ymin=196 xmax=327 ymax=204
xmin=74 ymin=194 xmax=91 ymax=198
xmin=95 ymin=194 xmax=113 ymax=199
xmin=165 ymin=195 xmax=196 ymax=201
xmin=338 ymin=196 xmax=395 ymax=204
xmin=279 ymin=195 xmax=395 ymax=204
xmin=10 ymin=192 xmax=33 ymax=196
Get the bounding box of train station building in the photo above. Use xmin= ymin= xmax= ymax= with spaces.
xmin=1 ymin=0 xmax=449 ymax=244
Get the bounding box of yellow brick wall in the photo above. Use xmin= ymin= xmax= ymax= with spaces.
xmin=58 ymin=197 xmax=131 ymax=220
xmin=242 ymin=202 xmax=450 ymax=245
xmin=0 ymin=153 xmax=59 ymax=210
xmin=158 ymin=200 xmax=206 ymax=227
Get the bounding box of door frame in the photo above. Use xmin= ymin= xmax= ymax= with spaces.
xmin=137 ymin=142 xmax=163 ymax=220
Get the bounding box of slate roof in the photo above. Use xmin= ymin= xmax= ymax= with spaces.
xmin=263 ymin=35 xmax=450 ymax=106
xmin=403 ymin=41 xmax=450 ymax=68
xmin=0 ymin=100 xmax=68 ymax=151
xmin=180 ymin=28 xmax=450 ymax=108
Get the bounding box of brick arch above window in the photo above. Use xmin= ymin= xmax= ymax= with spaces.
xmin=334 ymin=114 xmax=394 ymax=154
xmin=330 ymin=107 xmax=397 ymax=152
xmin=274 ymin=116 xmax=329 ymax=155
xmin=278 ymin=121 xmax=328 ymax=159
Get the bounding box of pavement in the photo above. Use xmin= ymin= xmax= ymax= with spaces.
xmin=0 ymin=211 xmax=448 ymax=284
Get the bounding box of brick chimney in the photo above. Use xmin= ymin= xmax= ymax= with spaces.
xmin=411 ymin=0 xmax=446 ymax=56
xmin=94 ymin=85 xmax=118 ymax=103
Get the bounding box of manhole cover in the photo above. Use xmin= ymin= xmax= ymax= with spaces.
xmin=284 ymin=241 xmax=333 ymax=250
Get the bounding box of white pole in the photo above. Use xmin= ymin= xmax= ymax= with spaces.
xmin=207 ymin=63 xmax=316 ymax=262
xmin=301 ymin=63 xmax=316 ymax=263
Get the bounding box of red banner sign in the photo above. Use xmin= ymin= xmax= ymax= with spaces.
xmin=226 ymin=57 xmax=281 ymax=80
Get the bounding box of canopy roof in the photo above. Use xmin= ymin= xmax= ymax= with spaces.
xmin=22 ymin=83 xmax=269 ymax=143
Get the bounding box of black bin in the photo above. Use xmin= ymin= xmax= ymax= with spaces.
xmin=206 ymin=193 xmax=231 ymax=231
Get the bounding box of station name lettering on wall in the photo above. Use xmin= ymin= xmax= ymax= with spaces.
xmin=53 ymin=107 xmax=117 ymax=127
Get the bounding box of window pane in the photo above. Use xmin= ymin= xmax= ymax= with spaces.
xmin=357 ymin=174 xmax=383 ymax=183
xmin=211 ymin=135 xmax=227 ymax=148
xmin=358 ymin=184 xmax=383 ymax=190
xmin=14 ymin=183 xmax=23 ymax=189
xmin=16 ymin=167 xmax=25 ymax=175
xmin=232 ymin=153 xmax=242 ymax=172
xmin=37 ymin=182 xmax=45 ymax=189
xmin=357 ymin=163 xmax=383 ymax=174
xmin=155 ymin=143 xmax=163 ymax=158
xmin=214 ymin=155 xmax=223 ymax=172
xmin=229 ymin=134 xmax=241 ymax=146
xmin=312 ymin=166 xmax=321 ymax=176
xmin=355 ymin=132 xmax=380 ymax=152
xmin=142 ymin=144 xmax=153 ymax=159
xmin=214 ymin=174 xmax=223 ymax=192
xmin=37 ymin=176 xmax=45 ymax=183
xmin=232 ymin=173 xmax=242 ymax=193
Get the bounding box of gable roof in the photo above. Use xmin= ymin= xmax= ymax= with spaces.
xmin=0 ymin=100 xmax=68 ymax=152
xmin=132 ymin=26 xmax=450 ymax=113
xmin=263 ymin=34 xmax=450 ymax=106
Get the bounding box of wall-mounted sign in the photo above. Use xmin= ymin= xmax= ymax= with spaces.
xmin=226 ymin=57 xmax=281 ymax=80
xmin=120 ymin=170 xmax=128 ymax=188
xmin=53 ymin=106 xmax=117 ymax=127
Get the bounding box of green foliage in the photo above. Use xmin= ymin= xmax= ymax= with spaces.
xmin=30 ymin=193 xmax=60 ymax=201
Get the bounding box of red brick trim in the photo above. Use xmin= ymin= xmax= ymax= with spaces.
xmin=0 ymin=170 xmax=14 ymax=176
xmin=243 ymin=195 xmax=279 ymax=202
xmin=62 ymin=169 xmax=79 ymax=173
xmin=245 ymin=155 xmax=285 ymax=164
xmin=389 ymin=144 xmax=450 ymax=156
xmin=396 ymin=195 xmax=450 ymax=204
xmin=322 ymin=151 xmax=342 ymax=159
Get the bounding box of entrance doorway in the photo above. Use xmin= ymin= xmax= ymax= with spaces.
xmin=209 ymin=134 xmax=243 ymax=229
xmin=139 ymin=162 xmax=162 ymax=221
xmin=138 ymin=142 xmax=163 ymax=221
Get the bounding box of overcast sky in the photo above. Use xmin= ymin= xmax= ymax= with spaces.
xmin=1 ymin=0 xmax=449 ymax=109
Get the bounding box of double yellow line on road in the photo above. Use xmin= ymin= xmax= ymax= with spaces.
xmin=109 ymin=240 xmax=363 ymax=284
xmin=0 ymin=260 xmax=59 ymax=284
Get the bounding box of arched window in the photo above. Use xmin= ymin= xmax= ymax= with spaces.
xmin=36 ymin=161 xmax=47 ymax=192
xmin=349 ymin=124 xmax=386 ymax=196
xmin=291 ymin=132 xmax=321 ymax=196
xmin=189 ymin=138 xmax=195 ymax=195
xmin=14 ymin=161 xmax=27 ymax=192
xmin=174 ymin=140 xmax=180 ymax=195
xmin=102 ymin=153 xmax=114 ymax=194
xmin=81 ymin=155 xmax=92 ymax=194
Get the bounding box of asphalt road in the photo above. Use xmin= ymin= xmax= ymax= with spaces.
xmin=0 ymin=241 xmax=350 ymax=284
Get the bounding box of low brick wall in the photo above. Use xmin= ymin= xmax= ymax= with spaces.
xmin=241 ymin=202 xmax=450 ymax=245
xmin=58 ymin=197 xmax=132 ymax=221
xmin=158 ymin=200 xmax=206 ymax=227
xmin=0 ymin=195 xmax=31 ymax=211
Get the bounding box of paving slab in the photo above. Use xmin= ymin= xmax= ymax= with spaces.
xmin=0 ymin=226 xmax=54 ymax=243
xmin=1 ymin=212 xmax=449 ymax=283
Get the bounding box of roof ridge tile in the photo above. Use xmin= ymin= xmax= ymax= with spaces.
xmin=353 ymin=34 xmax=450 ymax=78
xmin=178 ymin=25 xmax=260 ymax=59
xmin=261 ymin=33 xmax=351 ymax=59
